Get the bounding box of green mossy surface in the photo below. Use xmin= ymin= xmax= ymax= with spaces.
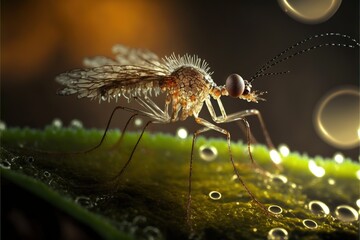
xmin=1 ymin=126 xmax=359 ymax=239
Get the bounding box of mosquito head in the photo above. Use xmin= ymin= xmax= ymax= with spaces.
xmin=225 ymin=74 xmax=264 ymax=102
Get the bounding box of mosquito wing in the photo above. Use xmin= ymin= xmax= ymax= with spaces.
xmin=56 ymin=64 xmax=171 ymax=102
xmin=83 ymin=45 xmax=162 ymax=68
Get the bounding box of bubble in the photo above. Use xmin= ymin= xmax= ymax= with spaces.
xmin=143 ymin=226 xmax=162 ymax=240
xmin=75 ymin=196 xmax=94 ymax=208
xmin=277 ymin=0 xmax=342 ymax=24
xmin=271 ymin=174 xmax=288 ymax=184
xmin=327 ymin=178 xmax=336 ymax=185
xmin=308 ymin=160 xmax=325 ymax=178
xmin=0 ymin=160 xmax=11 ymax=169
xmin=69 ymin=119 xmax=83 ymax=128
xmin=302 ymin=219 xmax=318 ymax=229
xmin=267 ymin=227 xmax=289 ymax=240
xmin=134 ymin=118 xmax=143 ymax=127
xmin=308 ymin=200 xmax=330 ymax=216
xmin=208 ymin=191 xmax=222 ymax=200
xmin=176 ymin=127 xmax=188 ymax=139
xmin=27 ymin=156 xmax=35 ymax=164
xmin=333 ymin=152 xmax=344 ymax=164
xmin=199 ymin=145 xmax=218 ymax=162
xmin=270 ymin=149 xmax=282 ymax=164
xmin=314 ymin=87 xmax=360 ymax=149
xmin=43 ymin=171 xmax=51 ymax=178
xmin=51 ymin=118 xmax=63 ymax=128
xmin=278 ymin=144 xmax=290 ymax=157
xmin=268 ymin=205 xmax=283 ymax=214
xmin=334 ymin=205 xmax=359 ymax=222
xmin=0 ymin=121 xmax=6 ymax=131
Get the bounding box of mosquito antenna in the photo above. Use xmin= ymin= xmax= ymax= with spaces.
xmin=250 ymin=41 xmax=359 ymax=82
xmin=250 ymin=33 xmax=359 ymax=82
xmin=254 ymin=70 xmax=290 ymax=79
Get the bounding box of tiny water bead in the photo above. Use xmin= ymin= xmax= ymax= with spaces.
xmin=277 ymin=0 xmax=342 ymax=24
xmin=75 ymin=196 xmax=94 ymax=208
xmin=269 ymin=149 xmax=282 ymax=164
xmin=308 ymin=200 xmax=330 ymax=216
xmin=0 ymin=120 xmax=6 ymax=131
xmin=327 ymin=178 xmax=336 ymax=185
xmin=333 ymin=152 xmax=344 ymax=164
xmin=271 ymin=174 xmax=288 ymax=184
xmin=356 ymin=170 xmax=360 ymax=180
xmin=268 ymin=205 xmax=283 ymax=214
xmin=134 ymin=117 xmax=143 ymax=127
xmin=208 ymin=191 xmax=222 ymax=200
xmin=314 ymin=87 xmax=360 ymax=149
xmin=27 ymin=156 xmax=35 ymax=164
xmin=267 ymin=227 xmax=289 ymax=240
xmin=0 ymin=160 xmax=11 ymax=169
xmin=176 ymin=127 xmax=188 ymax=139
xmin=334 ymin=205 xmax=359 ymax=222
xmin=308 ymin=160 xmax=325 ymax=178
xmin=199 ymin=145 xmax=218 ymax=162
xmin=278 ymin=144 xmax=290 ymax=157
xmin=302 ymin=219 xmax=318 ymax=229
xmin=51 ymin=118 xmax=63 ymax=128
xmin=356 ymin=199 xmax=360 ymax=208
xmin=43 ymin=171 xmax=51 ymax=178
xmin=69 ymin=119 xmax=83 ymax=128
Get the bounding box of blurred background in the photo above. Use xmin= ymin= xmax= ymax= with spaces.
xmin=2 ymin=0 xmax=359 ymax=160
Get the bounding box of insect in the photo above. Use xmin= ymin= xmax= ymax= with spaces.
xmin=56 ymin=32 xmax=359 ymax=223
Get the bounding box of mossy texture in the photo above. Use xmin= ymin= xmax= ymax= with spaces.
xmin=1 ymin=126 xmax=359 ymax=240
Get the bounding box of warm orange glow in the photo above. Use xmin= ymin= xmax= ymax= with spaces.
xmin=2 ymin=0 xmax=185 ymax=80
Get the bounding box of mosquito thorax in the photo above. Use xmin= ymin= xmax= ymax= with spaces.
xmin=225 ymin=74 xmax=245 ymax=98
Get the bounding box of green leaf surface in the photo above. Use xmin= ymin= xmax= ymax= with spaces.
xmin=1 ymin=127 xmax=359 ymax=239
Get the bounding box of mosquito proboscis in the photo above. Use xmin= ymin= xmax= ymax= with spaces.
xmin=56 ymin=32 xmax=359 ymax=224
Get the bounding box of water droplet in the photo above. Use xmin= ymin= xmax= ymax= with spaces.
xmin=199 ymin=145 xmax=218 ymax=162
xmin=267 ymin=227 xmax=289 ymax=240
xmin=0 ymin=121 xmax=6 ymax=131
xmin=268 ymin=205 xmax=283 ymax=214
xmin=176 ymin=127 xmax=188 ymax=139
xmin=334 ymin=205 xmax=359 ymax=222
xmin=209 ymin=191 xmax=222 ymax=200
xmin=356 ymin=199 xmax=360 ymax=208
xmin=27 ymin=156 xmax=35 ymax=164
xmin=271 ymin=174 xmax=288 ymax=184
xmin=334 ymin=152 xmax=345 ymax=164
xmin=269 ymin=149 xmax=282 ymax=164
xmin=302 ymin=219 xmax=318 ymax=229
xmin=356 ymin=170 xmax=360 ymax=180
xmin=252 ymin=228 xmax=258 ymax=232
xmin=308 ymin=200 xmax=330 ymax=216
xmin=308 ymin=160 xmax=325 ymax=177
xmin=43 ymin=171 xmax=51 ymax=178
xmin=51 ymin=118 xmax=63 ymax=128
xmin=69 ymin=119 xmax=83 ymax=128
xmin=143 ymin=226 xmax=162 ymax=240
xmin=314 ymin=87 xmax=360 ymax=149
xmin=0 ymin=160 xmax=11 ymax=169
xmin=278 ymin=144 xmax=290 ymax=157
xmin=75 ymin=196 xmax=94 ymax=208
xmin=134 ymin=118 xmax=143 ymax=127
xmin=277 ymin=0 xmax=342 ymax=24
xmin=327 ymin=178 xmax=336 ymax=185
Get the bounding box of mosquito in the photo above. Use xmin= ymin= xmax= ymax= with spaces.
xmin=56 ymin=32 xmax=359 ymax=223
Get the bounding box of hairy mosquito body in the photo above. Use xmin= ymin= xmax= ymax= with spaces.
xmin=56 ymin=32 xmax=359 ymax=225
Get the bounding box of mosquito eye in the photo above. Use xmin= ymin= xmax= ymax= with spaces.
xmin=225 ymin=74 xmax=245 ymax=98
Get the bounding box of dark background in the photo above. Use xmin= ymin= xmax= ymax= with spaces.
xmin=2 ymin=1 xmax=359 ymax=159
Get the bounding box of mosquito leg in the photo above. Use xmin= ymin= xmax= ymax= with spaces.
xmin=110 ymin=120 xmax=153 ymax=189
xmin=109 ymin=113 xmax=138 ymax=151
xmin=187 ymin=117 xmax=268 ymax=225
xmin=187 ymin=126 xmax=211 ymax=226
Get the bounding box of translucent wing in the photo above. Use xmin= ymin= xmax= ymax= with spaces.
xmin=56 ymin=45 xmax=174 ymax=102
xmin=56 ymin=64 xmax=171 ymax=102
xmin=83 ymin=45 xmax=161 ymax=68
